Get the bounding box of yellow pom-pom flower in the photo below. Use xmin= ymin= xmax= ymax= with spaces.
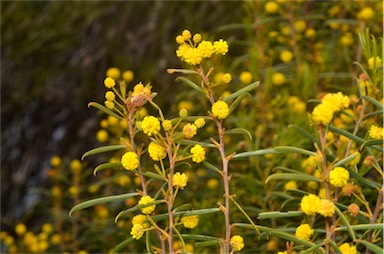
xmin=339 ymin=243 xmax=357 ymax=254
xmin=222 ymin=73 xmax=232 ymax=83
xmin=272 ymin=72 xmax=286 ymax=86
xmin=280 ymin=50 xmax=293 ymax=62
xmin=104 ymin=77 xmax=116 ymax=89
xmin=105 ymin=91 xmax=115 ymax=101
xmin=130 ymin=224 xmax=144 ymax=240
xmin=357 ymin=7 xmax=374 ymax=20
xmin=70 ymin=159 xmax=82 ymax=174
xmin=212 ymin=101 xmax=229 ymax=120
xmin=172 ymin=172 xmax=188 ymax=189
xmin=106 ymin=67 xmax=121 ymax=80
xmin=15 ymin=223 xmax=27 ymax=236
xmin=96 ymin=130 xmax=108 ymax=143
xmin=121 ymin=152 xmax=139 ymax=171
xmin=329 ymin=167 xmax=349 ymax=187
xmin=183 ymin=123 xmax=197 ymax=139
xmin=182 ymin=29 xmax=191 ymax=40
xmin=104 ymin=101 xmax=114 ymax=109
xmin=138 ymin=196 xmax=156 ymax=215
xmin=122 ymin=70 xmax=134 ymax=82
xmin=368 ymin=56 xmax=382 ymax=70
xmin=318 ymin=199 xmax=335 ymax=217
xmin=190 ymin=144 xmax=205 ymax=163
xmin=176 ymin=35 xmax=185 ymax=44
xmin=197 ymin=40 xmax=214 ymax=58
xmin=230 ymin=235 xmax=245 ymax=252
xmin=295 ymin=224 xmax=314 ymax=241
xmin=213 ymin=39 xmax=229 ymax=55
xmin=284 ymin=180 xmax=298 ymax=190
xmin=50 ymin=156 xmax=62 ymax=168
xmin=265 ymin=1 xmax=279 ymax=14
xmin=322 ymin=92 xmax=350 ymax=111
xmin=184 ymin=47 xmax=203 ymax=65
xmin=300 ymin=194 xmax=320 ymax=215
xmin=141 ymin=116 xmax=161 ymax=136
xmin=162 ymin=120 xmax=173 ymax=131
xmin=312 ymin=103 xmax=334 ymax=125
xmin=148 ymin=142 xmax=166 ymax=161
xmin=240 ymin=71 xmax=253 ymax=84
xmin=181 ymin=215 xmax=199 ymax=229
xmin=194 ymin=118 xmax=205 ymax=128
xmin=368 ymin=125 xmax=383 ymax=139
xmin=193 ymin=33 xmax=202 ymax=43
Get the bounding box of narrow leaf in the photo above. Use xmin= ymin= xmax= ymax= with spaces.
xmin=115 ymin=199 xmax=165 ymax=222
xmin=113 ymin=237 xmax=134 ymax=253
xmin=181 ymin=234 xmax=219 ymax=241
xmin=257 ymin=211 xmax=304 ymax=220
xmin=167 ymin=68 xmax=199 ymax=75
xmin=362 ymin=95 xmax=384 ymax=110
xmin=152 ymin=208 xmax=221 ymax=221
xmin=176 ymin=76 xmax=206 ymax=95
xmin=88 ymin=102 xmax=123 ymax=120
xmin=223 ymin=81 xmax=260 ymax=102
xmin=82 ymin=145 xmax=126 ymax=160
xmin=327 ymin=238 xmax=341 ymax=254
xmin=141 ymin=171 xmax=165 ymax=181
xmin=347 ymin=168 xmax=381 ymax=188
xmin=194 ymin=240 xmax=220 ymax=248
xmin=181 ymin=140 xmax=216 ymax=148
xmin=274 ymin=146 xmax=317 ymax=157
xmin=266 ymin=173 xmax=321 ymax=183
xmin=93 ymin=162 xmax=122 ymax=175
xmin=233 ymin=149 xmax=281 ymax=159
xmin=334 ymin=205 xmax=356 ymax=240
xmin=229 ymin=93 xmax=250 ymax=114
xmin=224 ymin=128 xmax=252 ymax=140
xmin=69 ymin=193 xmax=138 ymax=216
xmin=289 ymin=125 xmax=318 ymax=145
xmin=335 ymin=223 xmax=383 ymax=231
xmin=334 ymin=154 xmax=358 ymax=167
xmin=355 ymin=240 xmax=384 ymax=253
xmin=202 ymin=161 xmax=222 ymax=174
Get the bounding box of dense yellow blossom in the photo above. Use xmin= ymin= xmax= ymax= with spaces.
xmin=179 ymin=108 xmax=188 ymax=118
xmin=173 ymin=172 xmax=188 ymax=189
xmin=162 ymin=120 xmax=173 ymax=131
xmin=212 ymin=101 xmax=229 ymax=120
xmin=138 ymin=196 xmax=156 ymax=215
xmin=322 ymin=92 xmax=350 ymax=111
xmin=181 ymin=215 xmax=199 ymax=229
xmin=265 ymin=1 xmax=279 ymax=13
xmin=183 ymin=123 xmax=197 ymax=139
xmin=104 ymin=77 xmax=116 ymax=88
xmin=280 ymin=50 xmax=293 ymax=62
xmin=194 ymin=118 xmax=205 ymax=128
xmin=141 ymin=116 xmax=161 ymax=136
xmin=184 ymin=47 xmax=203 ymax=65
xmin=339 ymin=243 xmax=357 ymax=254
xmin=15 ymin=223 xmax=26 ymax=236
xmin=318 ymin=199 xmax=335 ymax=217
xmin=190 ymin=144 xmax=205 ymax=163
xmin=105 ymin=91 xmax=115 ymax=101
xmin=368 ymin=125 xmax=383 ymax=139
xmin=70 ymin=159 xmax=82 ymax=174
xmin=213 ymin=39 xmax=229 ymax=55
xmin=222 ymin=73 xmax=232 ymax=83
xmin=106 ymin=67 xmax=120 ymax=80
xmin=130 ymin=224 xmax=144 ymax=240
xmin=148 ymin=142 xmax=167 ymax=161
xmin=329 ymin=166 xmax=349 ymax=187
xmin=104 ymin=101 xmax=114 ymax=109
xmin=121 ymin=152 xmax=139 ymax=171
xmin=197 ymin=40 xmax=214 ymax=58
xmin=96 ymin=130 xmax=108 ymax=143
xmin=230 ymin=235 xmax=245 ymax=252
xmin=272 ymin=72 xmax=286 ymax=86
xmin=312 ymin=103 xmax=334 ymax=125
xmin=300 ymin=194 xmax=320 ymax=215
xmin=357 ymin=7 xmax=374 ymax=20
xmin=122 ymin=70 xmax=134 ymax=82
xmin=295 ymin=224 xmax=314 ymax=240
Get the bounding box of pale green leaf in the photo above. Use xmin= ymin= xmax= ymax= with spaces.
xmin=229 ymin=93 xmax=250 ymax=114
xmin=223 ymin=81 xmax=259 ymax=102
xmin=233 ymin=149 xmax=280 ymax=159
xmin=82 ymin=145 xmax=126 ymax=160
xmin=224 ymin=128 xmax=252 ymax=140
xmin=362 ymin=95 xmax=384 ymax=110
xmin=334 ymin=154 xmax=358 ymax=167
xmin=176 ymin=76 xmax=206 ymax=95
xmin=93 ymin=162 xmax=122 ymax=175
xmin=334 ymin=205 xmax=356 ymax=240
xmin=266 ymin=173 xmax=321 ymax=183
xmin=88 ymin=102 xmax=123 ymax=120
xmin=355 ymin=240 xmax=384 ymax=253
xmin=257 ymin=211 xmax=304 ymax=220
xmin=274 ymin=146 xmax=317 ymax=157
xmin=113 ymin=237 xmax=134 ymax=253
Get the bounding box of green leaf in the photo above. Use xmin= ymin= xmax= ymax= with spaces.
xmin=93 ymin=162 xmax=122 ymax=175
xmin=335 ymin=224 xmax=383 ymax=231
xmin=181 ymin=140 xmax=216 ymax=148
xmin=224 ymin=128 xmax=252 ymax=140
xmin=301 ymin=242 xmax=326 ymax=254
xmin=257 ymin=211 xmax=304 ymax=220
xmin=176 ymin=76 xmax=206 ymax=95
xmin=347 ymin=168 xmax=381 ymax=189
xmin=152 ymin=208 xmax=221 ymax=221
xmin=82 ymin=145 xmax=126 ymax=160
xmin=181 ymin=234 xmax=219 ymax=241
xmin=141 ymin=171 xmax=165 ymax=181
xmin=274 ymin=146 xmax=318 ymax=157
xmin=289 ymin=125 xmax=318 ymax=145
xmin=229 ymin=93 xmax=250 ymax=114
xmin=266 ymin=173 xmax=321 ymax=183
xmin=194 ymin=240 xmax=220 ymax=248
xmin=233 ymin=149 xmax=281 ymax=159
xmin=223 ymin=81 xmax=259 ymax=102
xmin=327 ymin=238 xmax=341 ymax=254
xmin=88 ymin=102 xmax=123 ymax=120
xmin=167 ymin=68 xmax=199 ymax=75
xmin=274 ymin=166 xmax=301 ymax=173
xmin=333 ymin=154 xmax=358 ymax=167
xmin=362 ymin=95 xmax=384 ymax=110
xmin=355 ymin=240 xmax=384 ymax=253
xmin=362 ymin=139 xmax=384 ymax=147
xmin=69 ymin=192 xmax=138 ymax=217
xmin=334 ymin=205 xmax=356 ymax=240
xmin=113 ymin=237 xmax=135 ymax=253
xmin=202 ymin=161 xmax=222 ymax=174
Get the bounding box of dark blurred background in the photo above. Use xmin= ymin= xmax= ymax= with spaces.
xmin=1 ymin=1 xmax=247 ymax=226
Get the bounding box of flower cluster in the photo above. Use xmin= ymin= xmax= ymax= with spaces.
xmin=141 ymin=116 xmax=161 ymax=136
xmin=190 ymin=144 xmax=205 ymax=163
xmin=172 ymin=172 xmax=188 ymax=189
xmin=295 ymin=224 xmax=314 ymax=241
xmin=211 ymin=101 xmax=229 ymax=120
xmin=300 ymin=194 xmax=335 ymax=217
xmin=148 ymin=142 xmax=167 ymax=161
xmin=121 ymin=152 xmax=139 ymax=171
xmin=138 ymin=196 xmax=156 ymax=215
xmin=329 ymin=166 xmax=350 ymax=187
xmin=181 ymin=215 xmax=199 ymax=229
xmin=312 ymin=92 xmax=350 ymax=125
xmin=176 ymin=29 xmax=228 ymax=66
xmin=230 ymin=235 xmax=245 ymax=252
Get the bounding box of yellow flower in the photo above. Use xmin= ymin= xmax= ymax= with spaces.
xmin=176 ymin=35 xmax=185 ymax=44
xmin=265 ymin=1 xmax=279 ymax=14
xmin=130 ymin=224 xmax=144 ymax=240
xmin=184 ymin=47 xmax=203 ymax=65
xmin=357 ymin=7 xmax=374 ymax=20
xmin=176 ymin=44 xmax=190 ymax=60
xmin=368 ymin=56 xmax=382 ymax=70
xmin=138 ymin=196 xmax=156 ymax=215
xmin=322 ymin=92 xmax=350 ymax=111
xmin=230 ymin=235 xmax=245 ymax=252
xmin=207 ymin=178 xmax=219 ymax=189
xmin=132 ymin=82 xmax=151 ymax=97
xmin=132 ymin=214 xmax=149 ymax=229
xmin=96 ymin=130 xmax=108 ymax=143
xmin=179 ymin=108 xmax=188 ymax=118
xmin=213 ymin=39 xmax=229 ymax=55
xmin=181 ymin=215 xmax=199 ymax=229
xmin=106 ymin=67 xmax=121 ymax=80
xmin=193 ymin=33 xmax=202 ymax=43
xmin=280 ymin=50 xmax=293 ymax=62
xmin=182 ymin=29 xmax=192 ymax=40
xmin=222 ymin=73 xmax=232 ymax=83
xmin=295 ymin=224 xmax=314 ymax=241
xmin=162 ymin=120 xmax=173 ymax=131
xmin=69 ymin=186 xmax=79 ymax=197
xmin=341 ymin=32 xmax=353 ymax=46
xmin=42 ymin=223 xmax=53 ymax=234
xmin=318 ymin=199 xmax=335 ymax=217
xmin=105 ymin=91 xmax=115 ymax=101
xmin=368 ymin=125 xmax=383 ymax=139
xmin=305 ymin=28 xmax=316 ymax=38
xmin=194 ymin=118 xmax=205 ymax=128
xmin=148 ymin=142 xmax=166 ymax=161
xmin=272 ymin=72 xmax=286 ymax=86
xmin=329 ymin=167 xmax=349 ymax=187
xmin=173 ymin=172 xmax=188 ymax=189
xmin=190 ymin=144 xmax=205 ymax=163
xmin=70 ymin=159 xmax=82 ymax=174
xmin=240 ymin=71 xmax=253 ymax=84
xmin=183 ymin=123 xmax=197 ymax=139
xmin=284 ymin=181 xmax=298 ymax=190
xmin=15 ymin=223 xmax=27 ymax=236
xmin=104 ymin=101 xmax=115 ymax=109
xmin=339 ymin=243 xmax=357 ymax=254
xmin=294 ymin=20 xmax=306 ymax=33
xmin=121 ymin=152 xmax=139 ymax=171
xmin=116 ymin=175 xmax=131 ymax=186
xmin=312 ymin=103 xmax=334 ymax=125
xmin=50 ymin=156 xmax=62 ymax=167
xmin=141 ymin=116 xmax=161 ymax=136
xmin=104 ymin=77 xmax=116 ymax=88
xmin=178 ymin=100 xmax=193 ymax=111
xmin=122 ymin=70 xmax=134 ymax=82
xmin=212 ymin=101 xmax=229 ymax=120
xmin=197 ymin=40 xmax=214 ymax=58
xmin=300 ymin=194 xmax=320 ymax=215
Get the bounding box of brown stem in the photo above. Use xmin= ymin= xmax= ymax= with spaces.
xmin=165 ymin=131 xmax=175 ymax=254
xmin=367 ymin=189 xmax=383 ymax=254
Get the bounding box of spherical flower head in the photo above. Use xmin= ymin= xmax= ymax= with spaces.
xmin=312 ymin=103 xmax=334 ymax=125
xmin=368 ymin=56 xmax=382 ymax=70
xmin=197 ymin=40 xmax=214 ymax=58
xmin=190 ymin=144 xmax=205 ymax=163
xmin=70 ymin=160 xmax=82 ymax=174
xmin=106 ymin=67 xmax=121 ymax=80
xmin=162 ymin=120 xmax=173 ymax=131
xmin=240 ymin=71 xmax=253 ymax=84
xmin=272 ymin=72 xmax=286 ymax=86
xmin=179 ymin=108 xmax=188 ymax=118
xmin=357 ymin=7 xmax=374 ymax=20
xmin=193 ymin=33 xmax=202 ymax=43
xmin=295 ymin=224 xmax=314 ymax=241
xmin=176 ymin=44 xmax=190 ymax=60
xmin=212 ymin=101 xmax=229 ymax=120
xmin=348 ymin=203 xmax=360 ymax=217
xmin=105 ymin=91 xmax=115 ymax=101
xmin=368 ymin=125 xmax=383 ymax=139
xmin=284 ymin=180 xmax=298 ymax=190
xmin=50 ymin=156 xmax=62 ymax=167
xmin=213 ymin=39 xmax=229 ymax=55
xmin=104 ymin=101 xmax=115 ymax=109
xmin=15 ymin=223 xmax=27 ymax=236
xmin=139 ymin=195 xmax=156 ymax=215
xmin=318 ymin=199 xmax=335 ymax=217
xmin=104 ymin=77 xmax=116 ymax=88
xmin=294 ymin=20 xmax=306 ymax=33
xmin=130 ymin=224 xmax=144 ymax=240
xmin=132 ymin=214 xmax=149 ymax=228
xmin=341 ymin=32 xmax=353 ymax=46
xmin=329 ymin=167 xmax=349 ymax=187
xmin=123 ymin=70 xmax=134 ymax=82
xmin=176 ymin=35 xmax=185 ymax=44
xmin=222 ymin=73 xmax=232 ymax=83
xmin=194 ymin=118 xmax=205 ymax=128
xmin=121 ymin=152 xmax=139 ymax=171
xmin=230 ymin=235 xmax=245 ymax=252
xmin=306 ymin=28 xmax=316 ymax=38
xmin=339 ymin=243 xmax=357 ymax=254
xmin=148 ymin=142 xmax=167 ymax=161
xmin=183 ymin=123 xmax=197 ymax=139
xmin=181 ymin=215 xmax=199 ymax=229
xmin=322 ymin=92 xmax=350 ymax=111
xmin=300 ymin=194 xmax=320 ymax=215
xmin=342 ymin=183 xmax=358 ymax=197
xmin=132 ymin=82 xmax=151 ymax=97
xmin=280 ymin=50 xmax=293 ymax=62
xmin=141 ymin=116 xmax=160 ymax=136
xmin=265 ymin=1 xmax=279 ymax=14
xmin=182 ymin=29 xmax=191 ymax=40
xmin=173 ymin=172 xmax=188 ymax=189
xmin=184 ymin=47 xmax=203 ymax=65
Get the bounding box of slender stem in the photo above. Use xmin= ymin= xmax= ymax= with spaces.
xmin=367 ymin=188 xmax=383 ymax=254
xmin=165 ymin=131 xmax=175 ymax=254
